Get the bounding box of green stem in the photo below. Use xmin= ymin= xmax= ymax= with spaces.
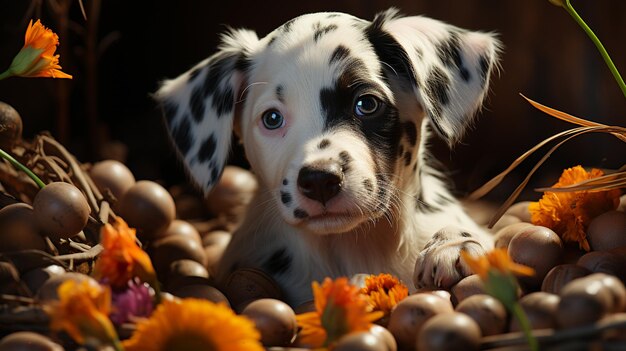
xmin=564 ymin=0 xmax=626 ymax=99
xmin=511 ymin=302 xmax=539 ymax=351
xmin=0 ymin=70 xmax=12 ymax=80
xmin=0 ymin=148 xmax=46 ymax=188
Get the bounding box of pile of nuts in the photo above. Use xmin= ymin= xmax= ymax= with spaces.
xmin=0 ymin=100 xmax=625 ymax=350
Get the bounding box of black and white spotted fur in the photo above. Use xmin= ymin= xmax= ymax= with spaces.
xmin=156 ymin=9 xmax=500 ymax=306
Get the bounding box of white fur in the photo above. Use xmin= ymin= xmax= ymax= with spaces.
xmin=156 ymin=9 xmax=500 ymax=307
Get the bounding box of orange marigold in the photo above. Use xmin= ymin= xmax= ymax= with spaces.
xmin=296 ymin=277 xmax=384 ymax=348
xmin=47 ymin=280 xmax=121 ymax=349
xmin=529 ymin=165 xmax=621 ymax=251
xmin=360 ymin=273 xmax=408 ymax=317
xmin=461 ymin=248 xmax=535 ymax=280
xmin=0 ymin=20 xmax=72 ymax=80
xmin=94 ymin=217 xmax=157 ymax=290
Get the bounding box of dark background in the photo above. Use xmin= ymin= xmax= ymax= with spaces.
xmin=1 ymin=0 xmax=625 ymax=202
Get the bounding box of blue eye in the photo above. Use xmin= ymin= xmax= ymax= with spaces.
xmin=355 ymin=95 xmax=382 ymax=117
xmin=262 ymin=109 xmax=284 ymax=130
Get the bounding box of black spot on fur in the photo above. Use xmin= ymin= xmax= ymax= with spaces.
xmin=267 ymin=36 xmax=276 ymax=47
xmin=426 ymin=67 xmax=451 ymax=107
xmin=280 ymin=191 xmax=292 ymax=205
xmin=318 ymin=139 xmax=330 ymax=149
xmin=327 ymin=13 xmax=340 ymax=19
xmin=276 ymin=85 xmax=284 ymax=102
xmin=415 ymin=194 xmax=442 ymax=213
xmin=189 ymin=86 xmax=206 ymax=123
xmin=294 ymin=208 xmax=309 ymax=219
xmin=461 ymin=232 xmax=472 ymax=238
xmin=282 ymin=179 xmax=288 ymax=185
xmin=363 ymin=179 xmax=373 ymax=193
xmin=197 ymin=134 xmax=216 ymax=162
xmin=208 ymin=165 xmax=219 ymax=187
xmin=402 ymin=121 xmax=418 ymax=146
xmin=330 ymin=45 xmax=351 ymax=64
xmin=171 ymin=116 xmax=193 ymax=155
xmin=397 ymin=144 xmax=404 ymax=157
xmin=478 ymin=55 xmax=490 ymax=84
xmin=365 ymin=15 xmax=417 ymax=87
xmin=212 ymin=86 xmax=234 ymax=117
xmin=339 ymin=151 xmax=352 ymax=168
xmin=314 ymin=24 xmax=338 ymax=42
xmin=264 ymin=248 xmax=291 ymax=275
xmin=412 ymin=163 xmax=418 ymax=173
xmin=234 ymin=53 xmax=252 ymax=72
xmin=282 ymin=18 xmax=296 ymax=32
xmin=403 ymin=151 xmax=411 ymax=166
xmin=437 ymin=33 xmax=471 ymax=82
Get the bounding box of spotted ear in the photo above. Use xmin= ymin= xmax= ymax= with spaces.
xmin=366 ymin=9 xmax=501 ymax=145
xmin=155 ymin=29 xmax=259 ymax=194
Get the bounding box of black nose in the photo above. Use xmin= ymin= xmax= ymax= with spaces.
xmin=297 ymin=161 xmax=343 ymax=205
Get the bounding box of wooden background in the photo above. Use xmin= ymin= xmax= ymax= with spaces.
xmin=0 ymin=0 xmax=624 ymax=201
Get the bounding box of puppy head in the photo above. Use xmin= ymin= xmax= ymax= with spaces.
xmin=156 ymin=9 xmax=500 ymax=235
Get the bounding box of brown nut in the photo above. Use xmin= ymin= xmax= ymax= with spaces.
xmin=0 ymin=203 xmax=46 ymax=252
xmin=455 ymin=294 xmax=507 ymax=336
xmin=577 ymin=251 xmax=626 ymax=282
xmin=587 ymin=211 xmax=626 ymax=252
xmin=387 ymin=293 xmax=453 ymax=350
xmin=241 ymin=298 xmax=297 ymax=347
xmin=504 ymin=201 xmax=532 ymax=223
xmin=508 ymin=225 xmax=563 ymax=288
xmin=0 ymin=331 xmax=64 ymax=351
xmin=32 ymin=182 xmax=90 ymax=240
xmin=417 ymin=312 xmax=481 ymax=351
xmin=493 ymin=222 xmax=533 ymax=249
xmin=510 ymin=292 xmax=559 ymax=331
xmin=222 ymin=268 xmax=283 ymax=312
xmin=89 ymin=160 xmax=136 ymax=201
xmin=334 ymin=331 xmax=389 ymax=351
xmin=557 ymin=277 xmax=612 ymax=329
xmin=541 ymin=264 xmax=591 ymax=295
xmin=450 ymin=274 xmax=485 ymax=306
xmin=0 ymin=101 xmax=23 ymax=150
xmin=151 ymin=235 xmax=206 ymax=278
xmin=119 ymin=180 xmax=176 ymax=239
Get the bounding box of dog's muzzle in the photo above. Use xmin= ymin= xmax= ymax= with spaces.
xmin=297 ymin=160 xmax=343 ymax=206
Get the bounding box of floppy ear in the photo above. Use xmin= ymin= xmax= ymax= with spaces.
xmin=155 ymin=29 xmax=259 ymax=194
xmin=366 ymin=9 xmax=501 ymax=145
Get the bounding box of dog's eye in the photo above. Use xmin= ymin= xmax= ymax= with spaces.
xmin=262 ymin=109 xmax=285 ymax=130
xmin=354 ymin=95 xmax=381 ymax=117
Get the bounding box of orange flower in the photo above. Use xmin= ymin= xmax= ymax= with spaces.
xmin=47 ymin=280 xmax=121 ymax=349
xmin=461 ymin=248 xmax=535 ymax=280
xmin=296 ymin=277 xmax=384 ymax=348
xmin=0 ymin=19 xmax=72 ymax=80
xmin=94 ymin=217 xmax=157 ymax=290
xmin=360 ymin=273 xmax=408 ymax=317
xmin=123 ymin=298 xmax=264 ymax=351
xmin=529 ymin=166 xmax=621 ymax=251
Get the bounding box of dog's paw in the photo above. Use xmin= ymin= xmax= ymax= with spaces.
xmin=413 ymin=226 xmax=492 ymax=290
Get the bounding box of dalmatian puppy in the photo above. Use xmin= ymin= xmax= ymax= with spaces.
xmin=156 ymin=8 xmax=500 ymax=306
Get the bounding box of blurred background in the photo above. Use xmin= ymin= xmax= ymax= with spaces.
xmin=0 ymin=0 xmax=624 ymax=203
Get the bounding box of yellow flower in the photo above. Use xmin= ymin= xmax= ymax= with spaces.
xmin=296 ymin=277 xmax=384 ymax=348
xmin=461 ymin=248 xmax=535 ymax=280
xmin=122 ymin=298 xmax=264 ymax=351
xmin=360 ymin=273 xmax=408 ymax=317
xmin=47 ymin=280 xmax=121 ymax=349
xmin=0 ymin=19 xmax=72 ymax=80
xmin=529 ymin=166 xmax=621 ymax=251
xmin=94 ymin=217 xmax=157 ymax=290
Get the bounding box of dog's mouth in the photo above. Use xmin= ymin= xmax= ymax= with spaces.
xmin=297 ymin=210 xmax=369 ymax=234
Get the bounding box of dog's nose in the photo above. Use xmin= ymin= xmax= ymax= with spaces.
xmin=297 ymin=161 xmax=343 ymax=205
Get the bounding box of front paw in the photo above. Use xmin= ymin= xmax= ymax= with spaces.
xmin=413 ymin=226 xmax=491 ymax=290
